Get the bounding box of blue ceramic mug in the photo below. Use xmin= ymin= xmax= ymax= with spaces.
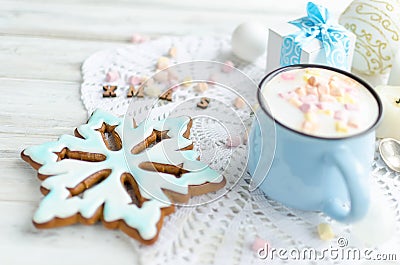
xmin=247 ymin=65 xmax=382 ymax=223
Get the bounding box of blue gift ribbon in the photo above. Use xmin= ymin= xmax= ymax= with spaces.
xmin=280 ymin=2 xmax=351 ymax=69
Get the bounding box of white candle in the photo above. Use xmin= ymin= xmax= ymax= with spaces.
xmin=375 ymin=48 xmax=400 ymax=139
xmin=375 ymin=86 xmax=400 ymax=140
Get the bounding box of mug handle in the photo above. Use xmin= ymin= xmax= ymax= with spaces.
xmin=323 ymin=146 xmax=370 ymax=222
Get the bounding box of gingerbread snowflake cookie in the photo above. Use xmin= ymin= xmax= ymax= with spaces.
xmin=21 ymin=109 xmax=226 ymax=245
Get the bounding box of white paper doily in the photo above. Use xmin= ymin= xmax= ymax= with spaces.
xmin=80 ymin=36 xmax=400 ymax=265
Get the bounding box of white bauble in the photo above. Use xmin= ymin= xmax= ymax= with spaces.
xmin=231 ymin=22 xmax=267 ymax=62
xmin=339 ymin=0 xmax=400 ymax=76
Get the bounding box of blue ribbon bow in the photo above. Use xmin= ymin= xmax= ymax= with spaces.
xmin=280 ymin=2 xmax=351 ymax=69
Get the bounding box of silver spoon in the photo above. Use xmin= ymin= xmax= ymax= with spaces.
xmin=379 ymin=138 xmax=400 ymax=172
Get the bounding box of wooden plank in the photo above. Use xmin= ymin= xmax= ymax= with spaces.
xmin=0 ymin=78 xmax=88 ymax=202
xmin=0 ymin=201 xmax=139 ymax=265
xmin=0 ymin=0 xmax=351 ymax=41
xmin=0 ymin=78 xmax=87 ymax=136
xmin=0 ymin=37 xmax=119 ymax=82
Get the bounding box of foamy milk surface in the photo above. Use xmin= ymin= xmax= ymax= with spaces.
xmin=261 ymin=68 xmax=379 ymax=138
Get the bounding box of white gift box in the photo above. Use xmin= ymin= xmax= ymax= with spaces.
xmin=266 ymin=22 xmax=356 ymax=73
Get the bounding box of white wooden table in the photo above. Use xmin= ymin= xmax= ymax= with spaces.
xmin=0 ymin=1 xmax=352 ymax=264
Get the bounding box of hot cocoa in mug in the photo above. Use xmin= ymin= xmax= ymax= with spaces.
xmin=248 ymin=64 xmax=382 ymax=222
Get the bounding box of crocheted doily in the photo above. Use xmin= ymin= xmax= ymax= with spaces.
xmin=81 ymin=36 xmax=400 ymax=265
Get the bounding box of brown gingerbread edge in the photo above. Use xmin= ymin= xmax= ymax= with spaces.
xmin=20 ymin=116 xmax=226 ymax=245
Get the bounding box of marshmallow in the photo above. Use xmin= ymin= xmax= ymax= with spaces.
xmin=345 ymin=103 xmax=359 ymax=111
xmin=304 ymin=112 xmax=318 ymax=122
xmin=347 ymin=117 xmax=359 ymax=128
xmin=318 ymin=109 xmax=334 ymax=116
xmin=252 ymin=237 xmax=270 ymax=252
xmin=295 ymin=87 xmax=306 ymax=96
xmin=234 ymin=97 xmax=246 ymax=109
xmin=317 ymin=223 xmax=335 ymax=240
xmin=194 ymin=82 xmax=208 ymax=93
xmin=335 ymin=121 xmax=348 ymax=133
xmin=344 ymin=94 xmax=356 ymax=104
xmin=299 ymin=103 xmax=312 ymax=113
xmin=334 ymin=110 xmax=348 ymax=121
xmin=130 ymin=34 xmax=149 ymax=44
xmin=128 ymin=75 xmax=141 ymax=86
xmin=222 ymin=60 xmax=235 ymax=73
xmin=281 ymin=72 xmax=296 ymax=81
xmin=329 ymin=81 xmax=344 ymax=96
xmin=307 ymin=76 xmax=318 ymax=86
xmin=105 ymin=70 xmax=120 ymax=82
xmin=289 ymin=97 xmax=303 ymax=108
xmin=157 ymin=56 xmax=170 ymax=70
xmin=168 ymin=46 xmax=177 ymax=58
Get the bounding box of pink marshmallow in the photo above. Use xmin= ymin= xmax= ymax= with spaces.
xmin=281 ymin=72 xmax=296 ymax=80
xmin=128 ymin=76 xmax=141 ymax=86
xmin=222 ymin=60 xmax=235 ymax=73
xmin=226 ymin=135 xmax=241 ymax=147
xmin=105 ymin=70 xmax=120 ymax=82
xmin=345 ymin=87 xmax=355 ymax=93
xmin=348 ymin=117 xmax=360 ymax=128
xmin=345 ymin=103 xmax=359 ymax=111
xmin=252 ymin=237 xmax=270 ymax=253
xmin=299 ymin=103 xmax=312 ymax=113
xmin=234 ymin=97 xmax=246 ymax=109
xmin=334 ymin=110 xmax=348 ymax=121
xmin=130 ymin=34 xmax=149 ymax=44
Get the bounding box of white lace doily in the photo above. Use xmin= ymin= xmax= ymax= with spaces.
xmin=80 ymin=36 xmax=400 ymax=265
